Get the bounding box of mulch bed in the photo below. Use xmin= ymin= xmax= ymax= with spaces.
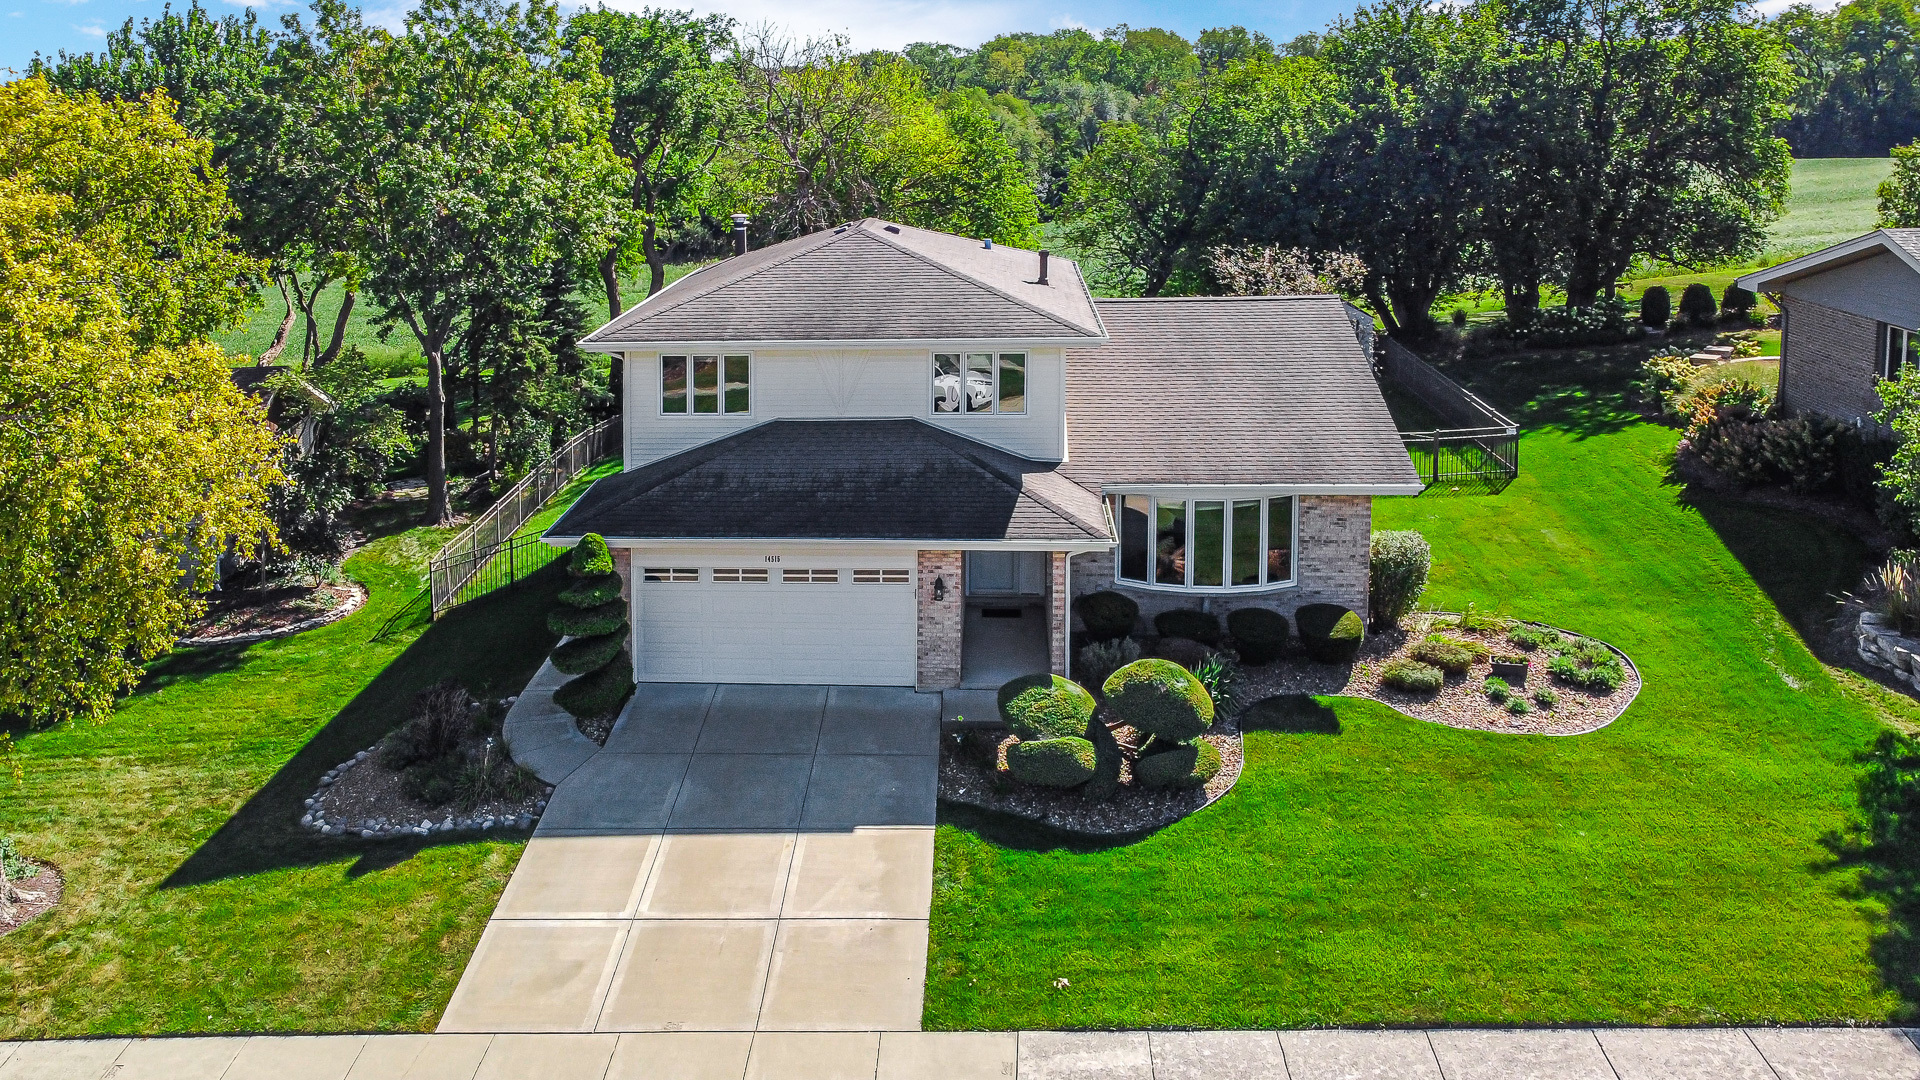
xmin=576 ymin=713 xmax=615 ymax=747
xmin=181 ymin=581 xmax=366 ymax=643
xmin=1 ymin=862 xmax=63 ymax=936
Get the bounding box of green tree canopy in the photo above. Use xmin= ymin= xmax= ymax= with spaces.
xmin=1882 ymin=140 xmax=1920 ymax=227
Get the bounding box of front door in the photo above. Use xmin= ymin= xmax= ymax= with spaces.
xmin=964 ymin=551 xmax=1047 ymax=596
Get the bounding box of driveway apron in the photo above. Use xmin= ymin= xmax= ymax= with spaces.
xmin=440 ymin=684 xmax=940 ymax=1035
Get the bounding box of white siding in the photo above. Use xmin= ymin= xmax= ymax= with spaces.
xmin=622 ymin=346 xmax=1068 ymax=466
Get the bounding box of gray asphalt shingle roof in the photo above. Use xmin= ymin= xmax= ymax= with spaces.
xmin=1889 ymin=228 xmax=1920 ymax=263
xmin=545 ymin=419 xmax=1111 ymax=543
xmin=1062 ymin=296 xmax=1421 ymax=490
xmin=580 ymin=219 xmax=1105 ymax=348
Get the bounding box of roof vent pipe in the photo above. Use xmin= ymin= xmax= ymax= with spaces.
xmin=1038 ymin=250 xmax=1050 ymax=286
xmin=731 ymin=213 xmax=750 ymax=257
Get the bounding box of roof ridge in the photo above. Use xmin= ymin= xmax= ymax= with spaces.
xmin=858 ymin=223 xmax=1098 ymax=337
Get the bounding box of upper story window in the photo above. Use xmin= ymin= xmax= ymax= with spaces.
xmin=662 ymin=354 xmax=749 ymax=415
xmin=1110 ymin=494 xmax=1295 ymax=591
xmin=1885 ymin=325 xmax=1918 ymax=382
xmin=932 ymin=352 xmax=1025 ymax=414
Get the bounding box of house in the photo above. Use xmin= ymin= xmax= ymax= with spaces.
xmin=1736 ymin=228 xmax=1920 ymax=423
xmin=230 ymin=364 xmax=332 ymax=459
xmin=545 ymin=219 xmax=1420 ymax=691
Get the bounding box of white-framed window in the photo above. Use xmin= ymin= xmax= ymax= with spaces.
xmin=1109 ymin=494 xmax=1296 ymax=591
xmin=782 ymin=568 xmax=840 ymax=583
xmin=661 ymin=354 xmax=750 ymax=415
xmin=932 ymin=351 xmax=1026 ymax=414
xmin=642 ymin=567 xmax=699 ymax=582
xmin=852 ymin=569 xmax=910 ymax=584
xmin=712 ymin=568 xmax=770 ymax=583
xmin=1884 ymin=324 xmax=1918 ymax=382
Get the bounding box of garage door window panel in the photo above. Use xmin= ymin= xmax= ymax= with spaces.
xmin=643 ymin=568 xmax=699 ymax=582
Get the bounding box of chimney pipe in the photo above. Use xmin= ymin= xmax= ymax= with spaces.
xmin=1038 ymin=250 xmax=1050 ymax=286
xmin=731 ymin=213 xmax=750 ymax=257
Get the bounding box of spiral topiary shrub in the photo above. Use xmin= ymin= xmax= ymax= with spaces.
xmin=568 ymin=532 xmax=615 ymax=577
xmin=1103 ymin=658 xmax=1213 ymax=742
xmin=548 ymin=533 xmax=632 ymax=720
xmin=1005 ymin=736 xmax=1098 ymax=788
xmin=996 ymin=674 xmax=1096 ymax=741
xmin=1226 ymin=607 xmax=1289 ymax=665
xmin=549 ymin=599 xmax=628 ymax=638
xmin=558 ymin=574 xmax=622 ymax=608
xmin=1079 ymin=590 xmax=1140 ymax=641
xmin=552 ymin=631 xmax=627 ymax=675
xmin=1154 ymin=608 xmax=1222 ymax=646
xmin=1296 ymin=603 xmax=1364 ymax=664
xmin=552 ymin=656 xmax=635 ymax=719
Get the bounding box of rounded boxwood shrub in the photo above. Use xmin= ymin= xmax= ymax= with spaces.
xmin=1640 ymin=285 xmax=1671 ymax=327
xmin=1103 ymin=658 xmax=1213 ymax=741
xmin=1005 ymin=736 xmax=1097 ymax=788
xmin=1296 ymin=603 xmax=1364 ymax=664
xmin=1409 ymin=633 xmax=1488 ymax=674
xmin=1721 ymin=284 xmax=1757 ymax=317
xmin=1148 ymin=636 xmax=1214 ymax=671
xmin=1134 ymin=737 xmax=1222 ymax=789
xmin=568 ymin=533 xmax=615 ymax=577
xmin=1154 ymin=608 xmax=1222 ymax=646
xmin=996 ymin=673 xmax=1096 ymax=741
xmin=549 ymin=599 xmax=627 ymax=638
xmin=559 ymin=574 xmax=622 ymax=609
xmin=1380 ymin=658 xmax=1444 ymax=693
xmin=1078 ymin=590 xmax=1139 ymax=641
xmin=552 ymin=656 xmax=634 ymax=719
xmin=1368 ymin=530 xmax=1431 ymax=630
xmin=552 ymin=630 xmax=627 ymax=675
xmin=1227 ymin=607 xmax=1289 ymax=665
xmin=1679 ymin=282 xmax=1718 ymax=327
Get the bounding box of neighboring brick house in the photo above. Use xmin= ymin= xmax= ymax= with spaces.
xmin=545 ymin=219 xmax=1420 ymax=692
xmin=1737 ymin=229 xmax=1920 ymax=423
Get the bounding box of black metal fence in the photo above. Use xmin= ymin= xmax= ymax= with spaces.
xmin=1380 ymin=339 xmax=1519 ymax=490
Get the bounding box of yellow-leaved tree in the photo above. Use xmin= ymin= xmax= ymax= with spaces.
xmin=0 ymin=76 xmax=284 ymax=729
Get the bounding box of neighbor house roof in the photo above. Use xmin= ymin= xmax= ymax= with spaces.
xmin=1061 ymin=296 xmax=1422 ymax=493
xmin=1737 ymin=228 xmax=1920 ymax=290
xmin=578 ymin=219 xmax=1106 ymax=349
xmin=545 ymin=419 xmax=1112 ymax=545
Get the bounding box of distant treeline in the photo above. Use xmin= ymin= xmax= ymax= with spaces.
xmin=1773 ymin=0 xmax=1920 ymax=157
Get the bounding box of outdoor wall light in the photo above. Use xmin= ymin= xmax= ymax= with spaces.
xmin=932 ymin=577 xmax=948 ymax=601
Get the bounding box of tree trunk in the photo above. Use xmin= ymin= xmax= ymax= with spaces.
xmin=258 ymin=276 xmax=297 ymax=365
xmin=316 ymin=291 xmax=355 ymax=368
xmin=289 ymin=274 xmax=328 ymax=368
xmin=600 ymin=247 xmax=624 ymax=321
xmin=1503 ymin=279 xmax=1542 ymax=319
xmin=1564 ymin=251 xmax=1606 ymax=308
xmin=644 ymin=217 xmax=666 ymax=296
xmin=425 ymin=346 xmax=450 ymax=526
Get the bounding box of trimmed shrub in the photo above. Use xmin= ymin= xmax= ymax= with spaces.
xmin=1134 ymin=737 xmax=1221 ymax=789
xmin=1368 ymin=530 xmax=1431 ymax=629
xmin=549 ymin=599 xmax=628 ymax=638
xmin=552 ymin=657 xmax=635 ymax=719
xmin=1679 ymin=282 xmax=1718 ymax=327
xmin=1078 ymin=637 xmax=1141 ymax=691
xmin=1148 ymin=636 xmax=1215 ymax=671
xmin=552 ymin=630 xmax=627 ymax=676
xmin=1084 ymin=718 xmax=1123 ymax=800
xmin=1507 ymin=624 xmax=1563 ymax=652
xmin=1155 ymin=609 xmax=1222 ymax=646
xmin=1721 ymin=284 xmax=1757 ymax=318
xmin=1548 ymin=639 xmax=1626 ymax=692
xmin=568 ymin=533 xmax=615 ymax=577
xmin=1005 ymin=736 xmax=1097 ymax=788
xmin=1517 ymin=298 xmax=1635 ymax=347
xmin=1410 ymin=634 xmax=1487 ymax=674
xmin=1103 ymin=658 xmax=1214 ymax=742
xmin=1296 ymin=603 xmax=1364 ymax=664
xmin=1380 ymin=658 xmax=1443 ymax=693
xmin=996 ymin=674 xmax=1097 ymax=741
xmin=1226 ymin=607 xmax=1288 ymax=665
xmin=558 ymin=574 xmax=622 ymax=609
xmin=1640 ymin=285 xmax=1671 ymax=327
xmin=1079 ymin=591 xmax=1139 ymax=641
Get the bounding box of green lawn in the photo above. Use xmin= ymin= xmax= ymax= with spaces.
xmin=1769 ymin=156 xmax=1893 ymax=256
xmin=925 ymin=348 xmax=1910 ymax=1028
xmin=0 ymin=529 xmax=565 ymax=1037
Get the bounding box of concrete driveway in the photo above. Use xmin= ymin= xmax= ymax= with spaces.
xmin=441 ymin=683 xmax=940 ymax=1035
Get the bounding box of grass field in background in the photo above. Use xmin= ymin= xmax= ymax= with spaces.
xmin=1769 ymin=157 xmax=1893 ymax=256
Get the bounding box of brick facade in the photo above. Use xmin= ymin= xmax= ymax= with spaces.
xmin=1048 ymin=551 xmax=1068 ymax=676
xmin=916 ymin=550 xmax=964 ymax=690
xmin=1067 ymin=495 xmax=1373 ymax=638
xmin=610 ymin=548 xmax=632 ymax=602
xmin=1778 ymin=295 xmax=1885 ymax=422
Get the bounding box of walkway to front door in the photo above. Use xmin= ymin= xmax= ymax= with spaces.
xmin=441 ymin=683 xmax=939 ymax=1035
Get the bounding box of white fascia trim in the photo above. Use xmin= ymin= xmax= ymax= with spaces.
xmin=1102 ymin=483 xmax=1424 ymax=497
xmin=1737 ymin=230 xmax=1920 ymax=290
xmin=582 ymin=335 xmax=1108 ymax=355
xmin=543 ymin=535 xmax=1114 ymax=553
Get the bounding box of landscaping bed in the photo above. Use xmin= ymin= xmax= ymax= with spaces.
xmin=180 ymin=580 xmax=366 ymax=644
xmin=0 ymin=847 xmax=61 ymax=938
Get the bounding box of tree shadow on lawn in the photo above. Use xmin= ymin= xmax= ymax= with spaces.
xmin=1239 ymin=693 xmax=1342 ymax=734
xmin=1421 ymin=334 xmax=1706 ymax=441
xmin=1820 ymin=732 xmax=1920 ymax=1020
xmin=1682 ymin=489 xmax=1874 ymax=647
xmin=161 ymin=561 xmax=563 ymax=888
xmin=139 ymin=642 xmax=255 ymax=694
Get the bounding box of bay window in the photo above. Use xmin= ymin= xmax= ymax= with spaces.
xmin=1110 ymin=494 xmax=1295 ymax=590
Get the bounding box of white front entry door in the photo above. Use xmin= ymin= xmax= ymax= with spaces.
xmin=631 ymin=555 xmax=917 ymax=685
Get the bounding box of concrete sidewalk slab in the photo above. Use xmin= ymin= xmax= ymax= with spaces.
xmin=800 ymin=753 xmax=937 ymax=828
xmin=493 ymin=835 xmax=657 ymax=920
xmin=668 ymin=754 xmax=812 ymax=830
xmin=603 ymin=684 xmax=715 ymax=755
xmin=535 ymin=753 xmax=688 ymax=835
xmin=1017 ymin=1031 xmax=1154 ymax=1080
xmin=1427 ymin=1029 xmax=1614 ymax=1080
xmin=604 ymin=1033 xmax=752 ymax=1080
xmin=439 ymin=920 xmax=628 ymax=1033
xmin=112 ymin=1038 xmax=247 ymax=1080
xmin=743 ymin=1032 xmax=880 ymax=1080
xmin=757 ymin=919 xmax=929 ymax=1031
xmin=696 ymin=686 xmax=827 ymax=754
xmin=876 ymin=1032 xmax=1018 ymax=1080
xmin=1279 ymin=1030 xmax=1444 ymax=1080
xmin=1747 ymin=1026 xmax=1920 ymax=1080
xmin=638 ymin=832 xmax=795 ymax=918
xmin=473 ymin=1035 xmax=614 ymax=1080
xmin=1596 ymin=1027 xmax=1777 ymax=1080
xmin=782 ymin=827 xmax=934 ymax=919
xmin=0 ymin=1048 xmax=13 ymax=1073
xmin=0 ymin=1040 xmax=130 ymax=1080
xmin=224 ymin=1037 xmax=369 ymax=1080
xmin=818 ymin=687 xmax=941 ymax=755
xmin=344 ymin=1036 xmax=491 ymax=1080
xmin=1149 ymin=1031 xmax=1287 ymax=1080
xmin=595 ymin=919 xmax=777 ymax=1032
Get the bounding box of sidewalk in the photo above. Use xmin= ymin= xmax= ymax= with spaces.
xmin=3 ymin=1027 xmax=1919 ymax=1080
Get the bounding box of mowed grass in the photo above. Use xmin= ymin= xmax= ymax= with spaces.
xmin=1769 ymin=156 xmax=1894 ymax=256
xmin=925 ymin=367 xmax=1900 ymax=1027
xmin=0 ymin=529 xmax=565 ymax=1037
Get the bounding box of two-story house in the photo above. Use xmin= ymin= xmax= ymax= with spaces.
xmin=544 ymin=219 xmax=1420 ymax=691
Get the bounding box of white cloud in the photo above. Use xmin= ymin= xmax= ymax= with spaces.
xmin=72 ymin=20 xmax=106 ymax=35
xmin=1048 ymin=13 xmax=1088 ymax=31
xmin=582 ymin=0 xmax=1039 ymax=49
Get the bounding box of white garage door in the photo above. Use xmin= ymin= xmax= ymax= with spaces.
xmin=633 ymin=559 xmax=917 ymax=685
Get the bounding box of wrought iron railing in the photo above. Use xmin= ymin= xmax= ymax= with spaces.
xmin=1379 ymin=339 xmax=1519 ymax=489
xmin=427 ymin=416 xmax=619 ymax=617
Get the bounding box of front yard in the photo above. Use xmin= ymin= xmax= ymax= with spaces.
xmin=926 ymin=366 xmax=1912 ymax=1027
